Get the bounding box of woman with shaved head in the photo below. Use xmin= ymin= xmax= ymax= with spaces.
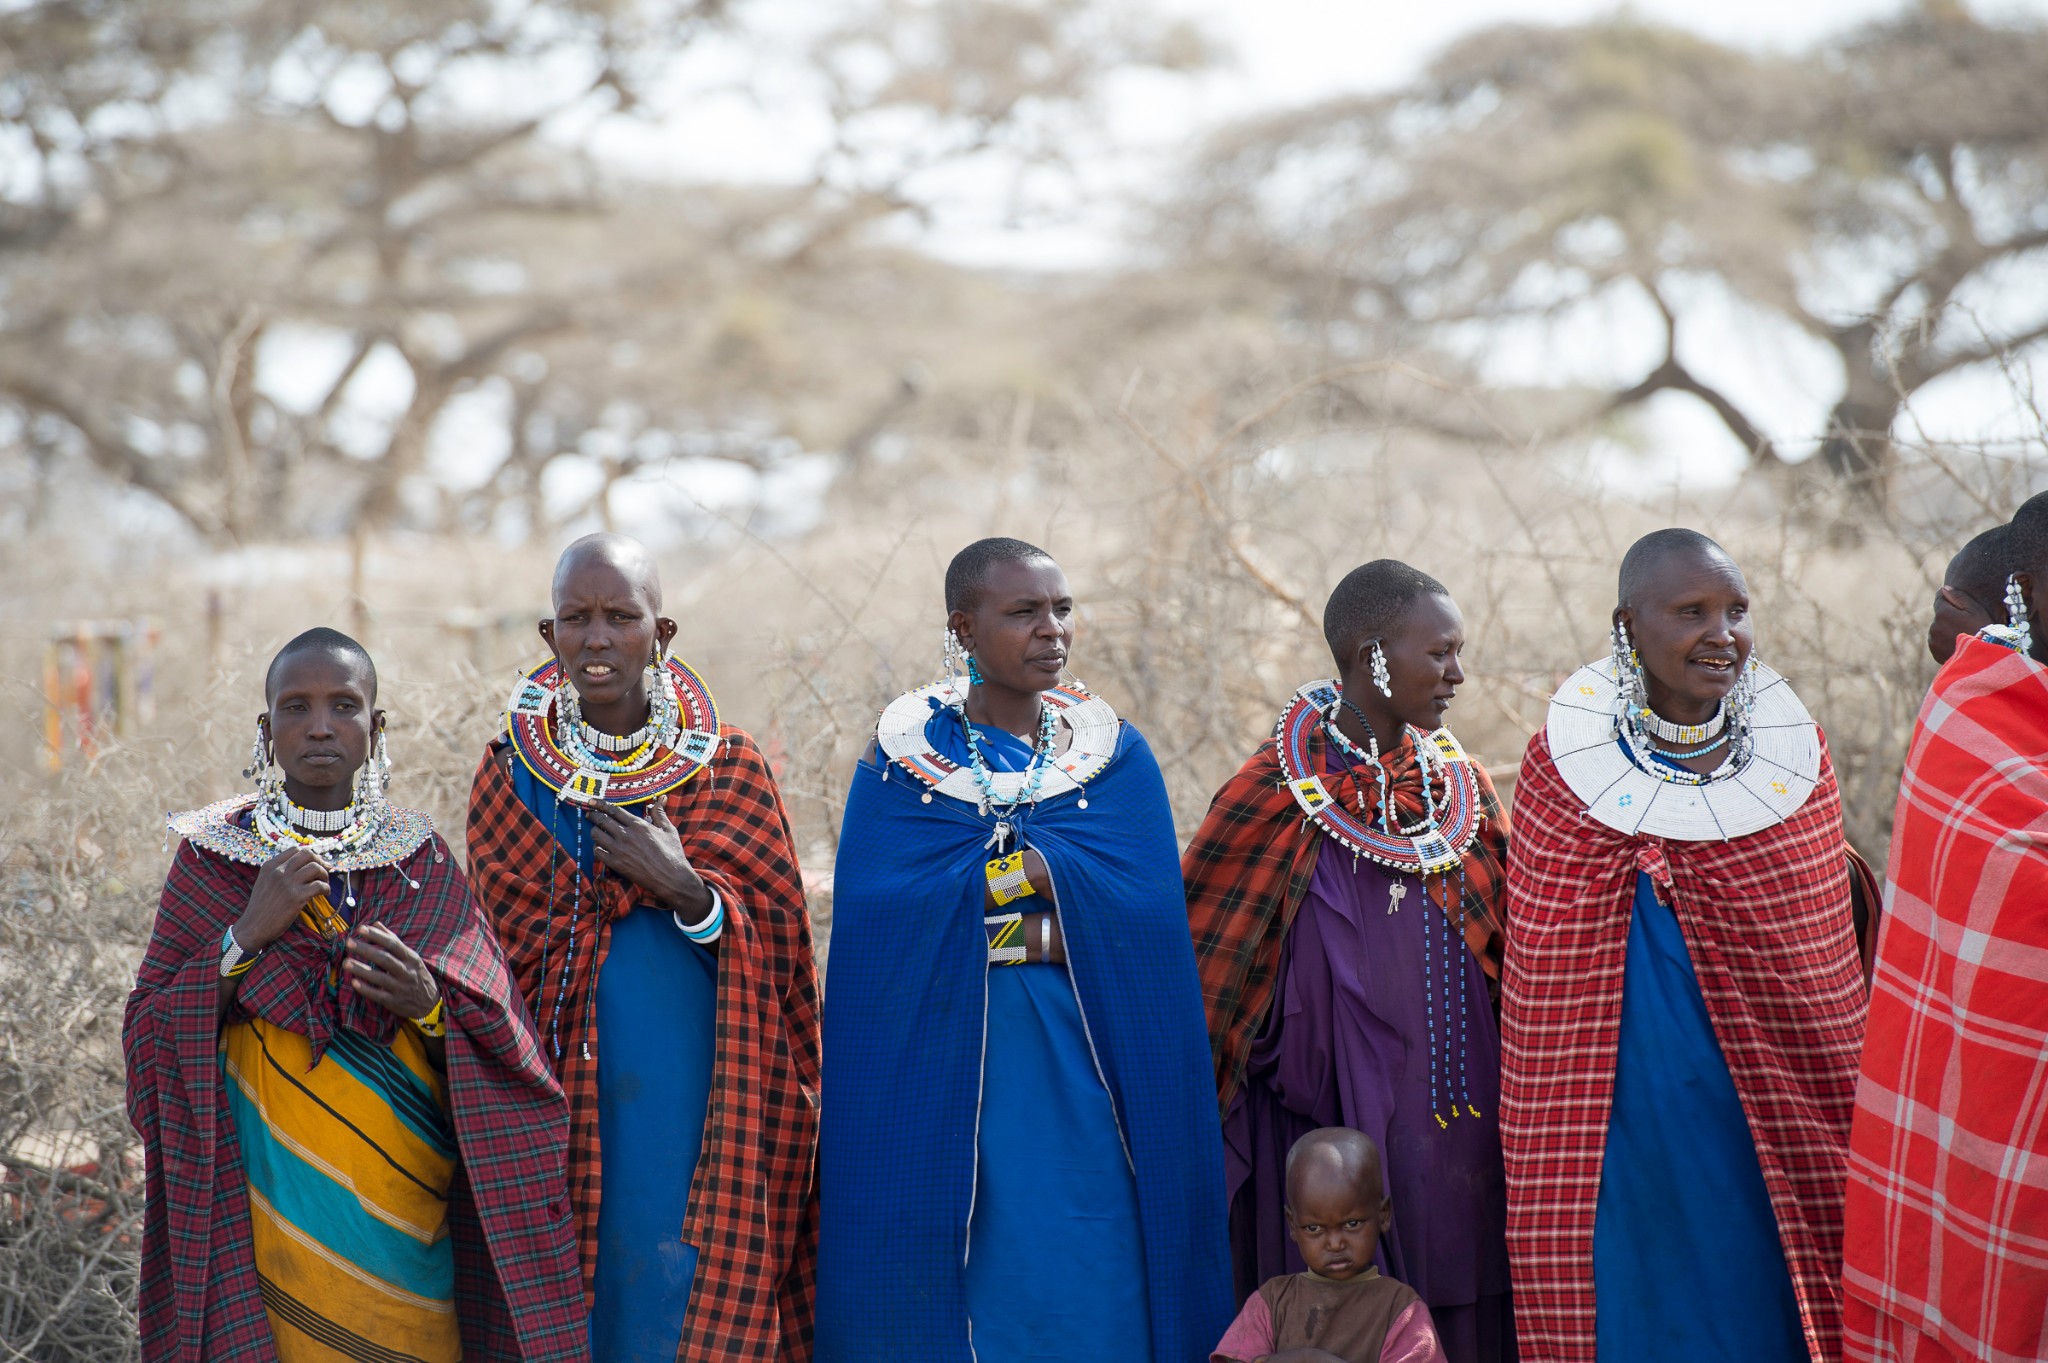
xmin=817 ymin=537 xmax=1232 ymax=1363
xmin=1186 ymin=559 xmax=1515 ymax=1363
xmin=465 ymin=534 xmax=821 ymax=1363
xmin=1499 ymin=529 xmax=1867 ymax=1363
xmin=125 ymin=629 xmax=585 ymax=1363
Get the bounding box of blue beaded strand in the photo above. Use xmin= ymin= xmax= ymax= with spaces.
xmin=957 ymin=702 xmax=1057 ymax=820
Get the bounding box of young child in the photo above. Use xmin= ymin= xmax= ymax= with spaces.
xmin=1213 ymin=1127 xmax=1444 ymax=1363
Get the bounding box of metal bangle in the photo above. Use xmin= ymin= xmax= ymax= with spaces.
xmin=1040 ymin=913 xmax=1051 ymax=959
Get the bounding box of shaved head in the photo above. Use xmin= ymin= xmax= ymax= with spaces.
xmin=265 ymin=627 xmax=377 ymax=705
xmin=1284 ymin=1127 xmax=1384 ymax=1211
xmin=1618 ymin=527 xmax=1738 ymax=609
xmin=1947 ymin=526 xmax=2012 ymax=605
xmin=552 ymin=532 xmax=662 ymax=612
xmin=1322 ymin=559 xmax=1450 ymax=669
xmin=2012 ymin=492 xmax=2048 ymax=579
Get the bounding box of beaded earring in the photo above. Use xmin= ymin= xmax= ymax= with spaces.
xmin=966 ymin=653 xmax=986 ymax=686
xmin=1611 ymin=619 xmax=1646 ymax=711
xmin=2006 ymin=573 xmax=2036 ymax=656
xmin=242 ymin=718 xmax=268 ymax=785
xmin=941 ymin=627 xmax=966 ymax=685
xmin=1369 ymin=640 xmax=1393 ymax=698
xmin=243 ymin=717 xmax=285 ymax=803
xmin=353 ymin=728 xmax=391 ymax=807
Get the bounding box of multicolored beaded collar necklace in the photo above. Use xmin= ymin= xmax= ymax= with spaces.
xmin=1273 ymin=680 xmax=1484 ymax=875
xmin=504 ymin=654 xmax=720 ymax=805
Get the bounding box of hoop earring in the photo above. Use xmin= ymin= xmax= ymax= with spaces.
xmin=2007 ymin=574 xmax=2036 ymax=656
xmin=1369 ymin=641 xmax=1393 ymax=699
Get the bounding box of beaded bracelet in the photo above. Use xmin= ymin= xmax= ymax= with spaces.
xmin=410 ymin=997 xmax=448 ymax=1039
xmin=985 ymin=852 xmax=1038 ymax=906
xmin=220 ymin=925 xmax=260 ymax=979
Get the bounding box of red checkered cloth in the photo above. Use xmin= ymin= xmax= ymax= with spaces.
xmin=123 ymin=828 xmax=589 ymax=1363
xmin=1499 ymin=729 xmax=1867 ymax=1363
xmin=466 ymin=725 xmax=822 ymax=1363
xmin=1842 ymin=636 xmax=2048 ymax=1363
xmin=1186 ymin=725 xmax=1509 ymax=1114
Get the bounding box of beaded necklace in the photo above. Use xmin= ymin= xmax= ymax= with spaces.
xmin=251 ymin=789 xmax=386 ymax=860
xmin=1292 ymin=685 xmax=1483 ymax=1130
xmin=555 ymin=666 xmax=682 ymax=775
xmin=955 ymin=700 xmax=1059 ymax=852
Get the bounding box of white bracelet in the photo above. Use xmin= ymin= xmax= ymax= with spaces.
xmin=673 ymin=889 xmax=724 ymax=945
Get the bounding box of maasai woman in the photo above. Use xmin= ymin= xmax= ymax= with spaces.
xmin=1186 ymin=560 xmax=1516 ymax=1363
xmin=1500 ymin=529 xmax=1867 ymax=1363
xmin=125 ymin=628 xmax=586 ymax=1363
xmin=1843 ymin=501 xmax=2048 ymax=1363
xmin=816 ymin=537 xmax=1233 ymax=1363
xmin=465 ymin=534 xmax=821 ymax=1363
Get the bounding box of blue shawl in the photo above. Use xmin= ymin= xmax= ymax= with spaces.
xmin=817 ymin=717 xmax=1232 ymax=1362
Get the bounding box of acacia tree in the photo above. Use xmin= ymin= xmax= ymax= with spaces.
xmin=0 ymin=0 xmax=1207 ymax=545
xmin=1172 ymin=8 xmax=2048 ymax=497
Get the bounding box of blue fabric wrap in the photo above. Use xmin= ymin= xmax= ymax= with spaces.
xmin=817 ymin=712 xmax=1233 ymax=1363
xmin=507 ymin=760 xmax=717 ymax=1363
xmin=1592 ymin=871 xmax=1806 ymax=1363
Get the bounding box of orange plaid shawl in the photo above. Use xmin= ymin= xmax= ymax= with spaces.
xmin=1843 ymin=636 xmax=2048 ymax=1363
xmin=466 ymin=726 xmax=821 ymax=1363
xmin=1500 ymin=728 xmax=1866 ymax=1363
xmin=1185 ymin=722 xmax=1509 ymax=1115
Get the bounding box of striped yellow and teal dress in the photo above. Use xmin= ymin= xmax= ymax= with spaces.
xmin=219 ymin=914 xmax=459 ymax=1362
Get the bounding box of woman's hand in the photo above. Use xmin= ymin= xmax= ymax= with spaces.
xmin=345 ymin=922 xmax=440 ymax=1020
xmin=219 ymin=847 xmax=331 ymax=1021
xmin=236 ymin=847 xmax=329 ymax=954
xmin=585 ymin=798 xmax=711 ymax=920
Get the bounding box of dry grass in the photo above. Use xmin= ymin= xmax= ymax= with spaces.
xmin=0 ymin=365 xmax=2038 ymax=1359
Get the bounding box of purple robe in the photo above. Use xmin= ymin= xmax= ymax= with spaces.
xmin=1222 ymin=844 xmax=1516 ymax=1363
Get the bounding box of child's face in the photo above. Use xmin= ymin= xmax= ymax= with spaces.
xmin=1284 ymin=1177 xmax=1390 ymax=1281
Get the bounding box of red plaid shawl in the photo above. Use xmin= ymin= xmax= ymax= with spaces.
xmin=1499 ymin=730 xmax=1867 ymax=1363
xmin=1186 ymin=725 xmax=1510 ymax=1115
xmin=1842 ymin=636 xmax=2048 ymax=1363
xmin=466 ymin=725 xmax=822 ymax=1363
xmin=123 ymin=826 xmax=588 ymax=1363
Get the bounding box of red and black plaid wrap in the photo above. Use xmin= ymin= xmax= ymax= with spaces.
xmin=1499 ymin=729 xmax=1867 ymax=1363
xmin=123 ymin=827 xmax=589 ymax=1363
xmin=1185 ymin=726 xmax=1509 ymax=1115
xmin=466 ymin=725 xmax=822 ymax=1363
